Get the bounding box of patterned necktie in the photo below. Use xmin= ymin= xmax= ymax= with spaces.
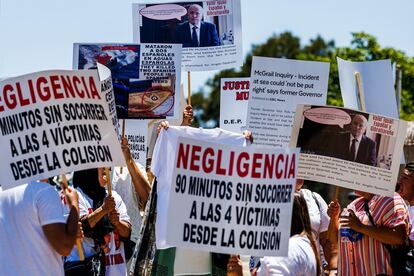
xmin=191 ymin=26 xmax=198 ymax=47
xmin=349 ymin=138 xmax=357 ymax=161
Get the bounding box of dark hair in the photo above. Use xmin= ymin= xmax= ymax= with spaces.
xmin=73 ymin=168 xmax=113 ymax=247
xmin=291 ymin=192 xmax=322 ymax=276
xmin=73 ymin=168 xmax=106 ymax=204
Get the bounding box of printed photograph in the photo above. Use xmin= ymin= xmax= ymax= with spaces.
xmin=138 ymin=1 xmax=235 ymax=48
xmin=296 ymin=105 xmax=397 ymax=170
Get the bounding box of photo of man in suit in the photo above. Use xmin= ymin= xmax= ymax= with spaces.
xmin=332 ymin=114 xmax=377 ymax=166
xmin=174 ymin=4 xmax=220 ymax=47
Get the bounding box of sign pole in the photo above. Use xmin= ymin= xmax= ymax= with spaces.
xmin=187 ymin=71 xmax=191 ymax=106
xmin=61 ymin=174 xmax=85 ymax=261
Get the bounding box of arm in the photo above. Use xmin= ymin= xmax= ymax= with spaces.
xmin=341 ymin=209 xmax=406 ymax=245
xmin=82 ymin=196 xmax=115 ymax=230
xmin=181 ymin=105 xmax=193 ymax=126
xmin=121 ymin=137 xmax=151 ymax=209
xmin=327 ymin=200 xmax=340 ymax=244
xmin=108 ymin=193 xmax=132 ymax=238
xmin=227 ymin=255 xmax=243 ymax=276
xmin=108 ymin=210 xmax=132 ymax=238
xmin=42 ymin=187 xmax=79 ymax=256
xmin=319 ymin=231 xmax=338 ymax=270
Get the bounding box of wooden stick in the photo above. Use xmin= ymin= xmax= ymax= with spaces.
xmin=61 ymin=174 xmax=85 ymax=261
xmin=187 ymin=71 xmax=191 ymax=106
xmin=105 ymin=167 xmax=112 ymax=196
xmin=334 ymin=186 xmax=340 ymax=200
xmin=120 ymin=119 xmax=126 ymax=174
xmin=354 ymin=71 xmax=366 ymax=111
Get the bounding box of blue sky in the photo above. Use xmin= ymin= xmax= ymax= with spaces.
xmin=1 ymin=0 xmax=413 ymax=95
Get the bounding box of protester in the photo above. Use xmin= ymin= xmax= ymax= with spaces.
xmin=327 ymin=190 xmax=409 ymax=275
xmin=64 ymin=168 xmax=131 ymax=276
xmin=0 ymin=180 xmax=80 ymax=276
xmin=296 ymin=179 xmax=337 ymax=275
xmin=397 ymin=162 xmax=414 ymax=242
xmin=112 ymin=136 xmax=151 ymax=262
xmin=174 ymin=4 xmax=220 ymax=47
xmin=253 ymin=192 xmax=321 ymax=276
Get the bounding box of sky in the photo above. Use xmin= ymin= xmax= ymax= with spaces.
xmin=1 ymin=0 xmax=413 ymax=97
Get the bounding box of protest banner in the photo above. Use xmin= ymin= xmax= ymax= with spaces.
xmin=73 ymin=43 xmax=182 ymax=119
xmin=133 ymin=0 xmax=243 ymax=71
xmin=97 ymin=63 xmax=120 ymax=136
xmin=289 ymin=104 xmax=407 ymax=196
xmin=166 ymin=136 xmax=299 ymax=256
xmin=220 ymin=77 xmax=249 ymax=133
xmin=246 ymin=57 xmax=330 ymax=148
xmin=124 ymin=119 xmax=148 ymax=167
xmin=337 ymin=57 xmax=398 ymax=118
xmin=0 ymin=70 xmax=125 ymax=190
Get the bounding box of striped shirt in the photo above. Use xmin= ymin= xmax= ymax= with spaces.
xmin=338 ymin=193 xmax=409 ymax=276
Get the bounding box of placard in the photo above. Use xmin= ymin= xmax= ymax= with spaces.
xmin=166 ymin=136 xmax=299 ymax=256
xmin=133 ymin=0 xmax=243 ymax=71
xmin=0 ymin=70 xmax=125 ymax=189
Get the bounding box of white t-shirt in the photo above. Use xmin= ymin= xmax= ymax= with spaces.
xmin=257 ymin=235 xmax=317 ymax=276
xmin=112 ymin=164 xmax=147 ymax=243
xmin=66 ymin=189 xmax=130 ymax=276
xmin=0 ymin=181 xmax=66 ymax=276
xmin=151 ymin=126 xmax=247 ymax=274
xmin=300 ymin=189 xmax=329 ymax=239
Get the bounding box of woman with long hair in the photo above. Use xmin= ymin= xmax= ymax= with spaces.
xmin=255 ymin=192 xmax=322 ymax=276
xmin=64 ymin=168 xmax=131 ymax=276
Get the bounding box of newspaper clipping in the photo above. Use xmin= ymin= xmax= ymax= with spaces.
xmin=289 ymin=104 xmax=407 ymax=196
xmin=73 ymin=43 xmax=182 ymax=119
xmin=166 ymin=136 xmax=299 ymax=256
xmin=0 ymin=69 xmax=125 ymax=190
xmin=220 ymin=77 xmax=249 ymax=133
xmin=247 ymin=57 xmax=330 ymax=148
xmin=133 ymin=0 xmax=243 ymax=71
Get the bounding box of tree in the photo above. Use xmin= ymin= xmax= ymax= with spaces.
xmin=191 ymin=32 xmax=414 ymax=127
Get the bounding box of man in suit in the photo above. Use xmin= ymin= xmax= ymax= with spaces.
xmin=175 ymin=4 xmax=220 ymax=48
xmin=332 ymin=114 xmax=377 ymax=166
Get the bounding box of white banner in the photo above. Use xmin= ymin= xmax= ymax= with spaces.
xmin=289 ymin=104 xmax=407 ymax=196
xmin=220 ymin=77 xmax=249 ymax=133
xmin=166 ymin=136 xmax=299 ymax=256
xmin=247 ymin=57 xmax=330 ymax=148
xmin=0 ymin=70 xmax=125 ymax=190
xmin=133 ymin=0 xmax=243 ymax=71
xmin=337 ymin=57 xmax=398 ymax=118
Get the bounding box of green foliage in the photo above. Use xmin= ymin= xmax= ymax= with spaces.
xmin=191 ymin=31 xmax=414 ymax=127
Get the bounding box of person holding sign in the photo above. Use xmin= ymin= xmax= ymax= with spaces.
xmin=397 ymin=163 xmax=414 ymax=243
xmin=174 ymin=4 xmax=220 ymax=47
xmin=112 ymin=136 xmax=151 ymax=265
xmin=254 ymin=193 xmax=322 ymax=276
xmin=0 ymin=180 xmax=80 ymax=276
xmin=296 ymin=179 xmax=337 ymax=274
xmin=327 ymin=190 xmax=409 ymax=276
xmin=331 ymin=114 xmax=377 ymax=166
xmin=64 ymin=168 xmax=131 ymax=276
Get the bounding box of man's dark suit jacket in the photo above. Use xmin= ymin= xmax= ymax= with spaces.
xmin=174 ymin=21 xmax=220 ymax=47
xmin=331 ymin=133 xmax=377 ymax=166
